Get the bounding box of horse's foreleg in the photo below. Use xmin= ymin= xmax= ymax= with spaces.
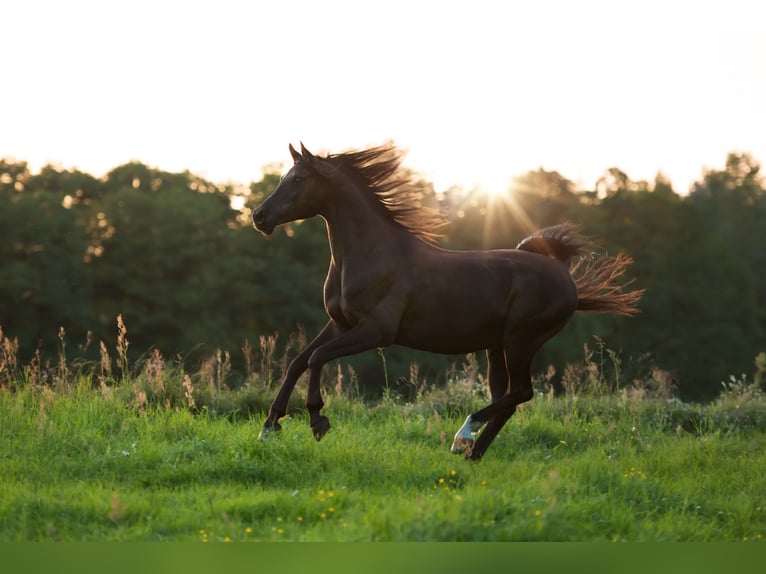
xmin=307 ymin=319 xmax=394 ymax=368
xmin=306 ymin=365 xmax=331 ymax=440
xmin=302 ymin=320 xmax=393 ymax=439
xmin=260 ymin=353 xmax=307 ymax=438
xmin=260 ymin=321 xmax=341 ymax=439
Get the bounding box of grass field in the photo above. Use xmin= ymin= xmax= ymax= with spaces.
xmin=1 ymin=350 xmax=765 ymax=542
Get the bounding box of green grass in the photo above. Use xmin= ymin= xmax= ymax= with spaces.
xmin=1 ymin=375 xmax=765 ymax=542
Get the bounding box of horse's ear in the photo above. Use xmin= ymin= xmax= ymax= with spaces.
xmin=300 ymin=142 xmax=315 ymax=159
xmin=289 ymin=143 xmax=302 ymax=164
xmin=298 ymin=142 xmax=334 ymax=175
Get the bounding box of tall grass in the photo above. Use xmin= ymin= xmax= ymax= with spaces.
xmin=0 ymin=320 xmax=764 ymax=541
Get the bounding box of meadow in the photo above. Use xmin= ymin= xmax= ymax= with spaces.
xmin=1 ymin=334 xmax=765 ymax=542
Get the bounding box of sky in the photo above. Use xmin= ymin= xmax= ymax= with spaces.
xmin=3 ymin=0 xmax=765 ymax=195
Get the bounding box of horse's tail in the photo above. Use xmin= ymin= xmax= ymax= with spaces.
xmin=515 ymin=222 xmax=587 ymax=268
xmin=571 ymin=253 xmax=644 ymax=316
xmin=516 ymin=223 xmax=644 ymax=316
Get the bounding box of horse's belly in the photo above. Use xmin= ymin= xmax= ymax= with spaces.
xmin=394 ymin=304 xmax=505 ymax=354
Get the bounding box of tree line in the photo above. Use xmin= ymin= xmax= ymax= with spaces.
xmin=1 ymin=152 xmax=764 ymax=400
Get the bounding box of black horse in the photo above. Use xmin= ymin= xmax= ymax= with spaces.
xmin=253 ymin=143 xmax=643 ymax=460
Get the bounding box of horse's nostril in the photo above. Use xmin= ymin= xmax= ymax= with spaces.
xmin=253 ymin=209 xmax=265 ymax=225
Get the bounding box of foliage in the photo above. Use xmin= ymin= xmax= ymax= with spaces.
xmin=1 ymin=153 xmax=765 ymax=399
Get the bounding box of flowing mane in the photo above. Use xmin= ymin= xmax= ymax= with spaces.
xmin=326 ymin=144 xmax=446 ymax=243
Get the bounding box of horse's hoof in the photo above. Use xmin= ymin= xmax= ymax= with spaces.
xmin=450 ymin=415 xmax=479 ymax=455
xmin=450 ymin=435 xmax=474 ymax=457
xmin=258 ymin=421 xmax=282 ymax=441
xmin=311 ymin=416 xmax=331 ymax=441
xmin=467 ymin=449 xmax=484 ymax=462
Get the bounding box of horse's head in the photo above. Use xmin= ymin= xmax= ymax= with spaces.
xmin=253 ymin=143 xmax=335 ymax=235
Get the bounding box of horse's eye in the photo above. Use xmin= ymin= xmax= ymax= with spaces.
xmin=294 ymin=176 xmax=303 ymax=183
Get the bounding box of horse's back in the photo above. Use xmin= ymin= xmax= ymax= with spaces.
xmin=417 ymin=246 xmax=576 ymax=306
xmin=394 ymin=246 xmax=578 ymax=353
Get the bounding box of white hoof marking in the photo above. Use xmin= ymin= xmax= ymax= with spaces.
xmin=450 ymin=415 xmax=482 ymax=455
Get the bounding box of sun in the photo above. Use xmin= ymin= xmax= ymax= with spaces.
xmin=475 ymin=183 xmax=539 ymax=247
xmin=476 ymin=180 xmax=511 ymax=199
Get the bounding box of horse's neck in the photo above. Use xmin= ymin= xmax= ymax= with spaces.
xmin=322 ymin=195 xmax=409 ymax=263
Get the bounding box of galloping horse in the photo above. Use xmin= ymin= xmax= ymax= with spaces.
xmin=253 ymin=143 xmax=643 ymax=460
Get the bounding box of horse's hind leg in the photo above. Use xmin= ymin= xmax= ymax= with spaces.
xmin=451 ymin=347 xmax=509 ymax=456
xmin=468 ymin=411 xmax=514 ymax=460
xmin=452 ymin=343 xmax=536 ymax=460
xmin=486 ymin=347 xmax=511 ymax=402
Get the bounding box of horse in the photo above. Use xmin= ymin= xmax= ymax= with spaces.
xmin=252 ymin=142 xmax=643 ymax=460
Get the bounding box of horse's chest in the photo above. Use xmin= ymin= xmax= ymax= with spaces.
xmin=323 ymin=264 xmax=389 ymax=325
xmin=324 ymin=280 xmax=361 ymax=325
xmin=323 ymin=277 xmax=344 ymax=322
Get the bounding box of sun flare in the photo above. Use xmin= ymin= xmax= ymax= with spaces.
xmin=477 ymin=181 xmax=511 ymax=199
xmin=477 ymin=184 xmax=539 ymax=246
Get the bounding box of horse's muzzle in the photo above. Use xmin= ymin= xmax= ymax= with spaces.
xmin=252 ymin=208 xmax=275 ymax=235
